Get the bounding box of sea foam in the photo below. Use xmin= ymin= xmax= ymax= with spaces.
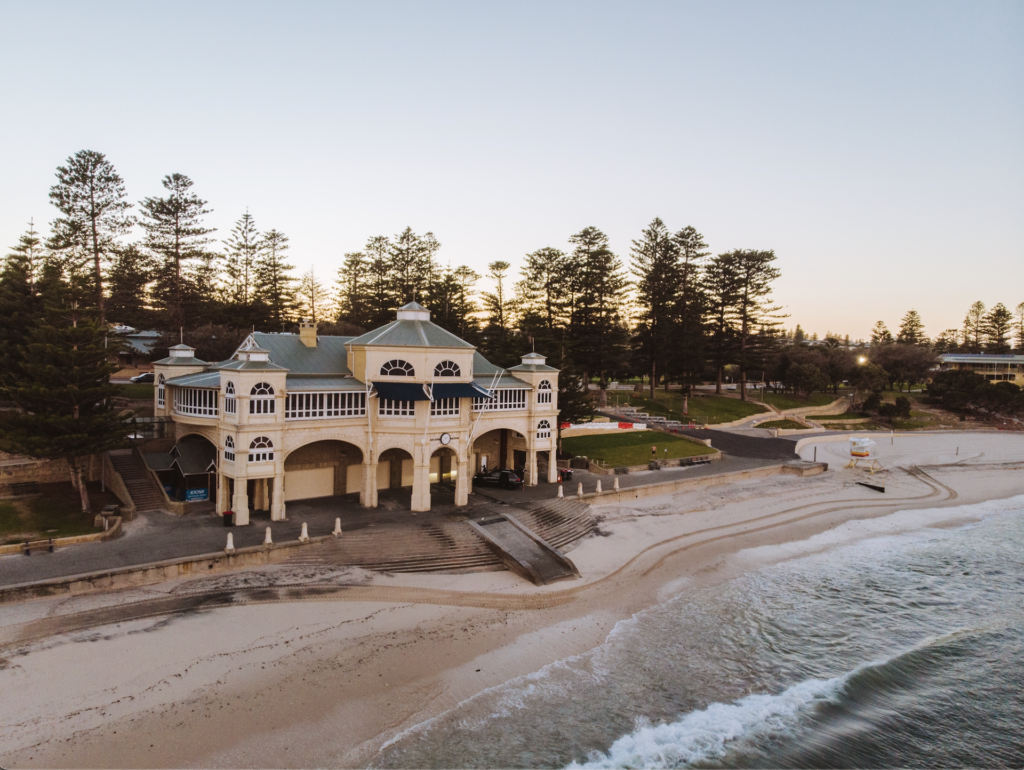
xmin=568 ymin=674 xmax=846 ymax=769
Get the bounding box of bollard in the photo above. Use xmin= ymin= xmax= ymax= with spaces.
xmin=557 ymin=484 xmax=564 ymax=498
xmin=299 ymin=522 xmax=310 ymax=543
xmin=333 ymin=517 xmax=342 ymax=537
xmin=577 ymin=482 xmax=583 ymax=498
xmin=225 ymin=532 xmax=235 ymax=555
xmin=264 ymin=527 xmax=273 ymax=546
xmin=596 ymin=480 xmax=602 ymax=494
xmin=613 ymin=477 xmax=620 ymax=492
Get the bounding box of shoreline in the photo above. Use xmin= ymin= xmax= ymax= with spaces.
xmin=1 ymin=433 xmax=1023 ymax=768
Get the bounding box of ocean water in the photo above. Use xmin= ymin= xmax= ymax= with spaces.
xmin=371 ymin=497 xmax=1024 ymax=769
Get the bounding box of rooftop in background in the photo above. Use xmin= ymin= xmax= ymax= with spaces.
xmin=940 ymin=354 xmax=1024 ymax=363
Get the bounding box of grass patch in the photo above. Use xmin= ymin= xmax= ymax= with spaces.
xmin=117 ymin=383 xmax=154 ymax=400
xmin=757 ymin=420 xmax=810 ymax=430
xmin=0 ymin=484 xmax=100 ymax=544
xmin=762 ymin=392 xmax=841 ymax=410
xmin=890 ymin=419 xmax=937 ymax=430
xmin=620 ymin=392 xmax=768 ymax=424
xmin=562 ymin=431 xmax=714 ymax=467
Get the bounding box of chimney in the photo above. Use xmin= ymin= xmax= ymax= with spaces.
xmin=299 ymin=318 xmax=317 ymax=348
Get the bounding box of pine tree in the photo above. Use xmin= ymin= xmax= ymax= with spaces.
xmin=670 ymin=226 xmax=710 ymax=389
xmin=870 ymin=321 xmax=893 ymax=345
xmin=48 ymin=150 xmax=134 ymax=325
xmin=896 ymin=309 xmax=926 ymax=345
xmin=430 ymin=265 xmax=480 ymax=343
xmin=982 ymin=303 xmax=1013 ymax=353
xmin=6 ymin=220 xmax=45 ymax=290
xmin=0 ymin=275 xmax=129 ymax=510
xmin=142 ymin=174 xmax=216 ymax=327
xmin=631 ymin=218 xmax=679 ymax=399
xmin=0 ymin=236 xmax=43 ymax=392
xmin=297 ymin=268 xmax=330 ymax=322
xmin=702 ymin=253 xmax=740 ymax=394
xmin=106 ymin=244 xmax=155 ymax=329
xmin=480 ymin=261 xmax=519 ymax=367
xmin=962 ymin=301 xmax=986 ymax=353
xmin=566 ymin=227 xmax=630 ymax=397
xmin=556 ymin=365 xmax=595 ymax=445
xmin=253 ymin=229 xmax=296 ymax=329
xmin=336 ymin=251 xmax=369 ymax=328
xmin=222 ymin=210 xmax=260 ymax=308
xmin=727 ymin=249 xmax=782 ymax=401
xmin=389 ymin=227 xmax=434 ymax=305
xmin=1015 ymin=303 xmax=1024 ymax=352
xmin=364 ymin=235 xmax=394 ymax=327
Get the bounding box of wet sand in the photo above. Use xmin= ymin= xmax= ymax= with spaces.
xmin=1 ymin=432 xmax=1023 ymax=768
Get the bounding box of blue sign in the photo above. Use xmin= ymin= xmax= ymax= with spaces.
xmin=186 ymin=488 xmax=209 ymax=502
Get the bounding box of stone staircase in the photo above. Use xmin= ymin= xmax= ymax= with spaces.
xmin=285 ymin=498 xmax=597 ymax=575
xmin=108 ymin=449 xmax=166 ymax=513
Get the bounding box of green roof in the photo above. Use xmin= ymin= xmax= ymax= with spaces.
xmin=214 ymin=358 xmax=287 ymax=371
xmin=152 ymin=356 xmax=208 ymax=366
xmin=508 ymin=362 xmax=560 ymax=373
xmin=250 ymin=332 xmax=354 ymax=374
xmin=172 ymin=441 xmax=218 ymax=475
xmin=475 ymin=374 xmax=533 ymax=390
xmin=472 ymin=351 xmax=503 ymax=375
xmin=165 ymin=371 xmax=221 ymax=388
xmin=286 ymin=375 xmax=367 ymax=391
xmin=348 ymin=319 xmax=474 ymax=349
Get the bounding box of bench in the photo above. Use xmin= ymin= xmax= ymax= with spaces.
xmin=11 ymin=481 xmax=39 ymax=496
xmin=23 ymin=538 xmax=55 ymax=555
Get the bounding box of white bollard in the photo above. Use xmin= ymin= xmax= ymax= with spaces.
xmin=264 ymin=527 xmax=273 ymax=546
xmin=613 ymin=477 xmax=620 ymax=492
xmin=577 ymin=482 xmax=584 ymax=498
xmin=596 ymin=480 xmax=603 ymax=494
xmin=299 ymin=522 xmax=310 ymax=543
xmin=225 ymin=532 xmax=235 ymax=555
xmin=557 ymin=485 xmax=564 ymax=499
xmin=333 ymin=517 xmax=343 ymax=537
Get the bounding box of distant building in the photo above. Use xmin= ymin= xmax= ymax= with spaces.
xmin=113 ymin=329 xmax=162 ymax=368
xmin=151 ymin=303 xmax=559 ymax=524
xmin=938 ymin=353 xmax=1024 ymax=384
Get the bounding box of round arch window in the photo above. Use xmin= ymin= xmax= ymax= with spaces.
xmin=380 ymin=359 xmax=415 ymax=377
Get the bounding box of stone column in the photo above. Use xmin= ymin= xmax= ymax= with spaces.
xmin=216 ymin=473 xmax=230 ymax=514
xmin=232 ymin=477 xmax=250 ymax=526
xmin=454 ymin=454 xmax=470 ymax=506
xmin=361 ymin=456 xmax=378 ymax=508
xmin=527 ymin=447 xmax=538 ymax=487
xmin=270 ymin=473 xmax=286 ymax=521
xmin=253 ymin=477 xmax=268 ymax=511
xmin=547 ymin=449 xmax=559 ymax=483
xmin=410 ymin=445 xmax=431 ymax=512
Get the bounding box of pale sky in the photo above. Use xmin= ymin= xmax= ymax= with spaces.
xmin=2 ymin=0 xmax=1021 ymax=340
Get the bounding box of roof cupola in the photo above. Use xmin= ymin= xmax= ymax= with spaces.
xmin=396 ymin=302 xmax=431 ymax=321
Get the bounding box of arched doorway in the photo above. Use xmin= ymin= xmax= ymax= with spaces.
xmin=377 ymin=447 xmax=414 ymax=509
xmin=471 ymin=428 xmax=527 ymax=476
xmin=430 ymin=447 xmax=458 ymax=506
xmin=283 ymin=440 xmax=364 ymax=503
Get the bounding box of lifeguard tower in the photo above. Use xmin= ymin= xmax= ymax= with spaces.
xmin=845 ymin=437 xmax=883 ymax=473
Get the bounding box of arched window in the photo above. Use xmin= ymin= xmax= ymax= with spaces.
xmin=157 ymin=374 xmax=166 ymax=408
xmin=433 ymin=360 xmax=460 ymax=377
xmin=537 ymin=419 xmax=551 ymax=439
xmin=224 ymin=381 xmax=237 ymax=415
xmin=250 ymin=382 xmax=275 ymax=414
xmin=537 ymin=379 xmax=552 ymax=404
xmin=380 ymin=359 xmax=415 ymax=377
xmin=248 ymin=436 xmax=274 ymax=462
xmin=224 ymin=436 xmax=235 ymax=462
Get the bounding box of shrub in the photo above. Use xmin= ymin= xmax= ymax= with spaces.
xmin=862 ymin=391 xmax=882 ymax=411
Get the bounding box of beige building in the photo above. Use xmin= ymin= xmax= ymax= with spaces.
xmin=939 ymin=354 xmax=1024 ymax=384
xmin=152 ymin=303 xmax=560 ymax=525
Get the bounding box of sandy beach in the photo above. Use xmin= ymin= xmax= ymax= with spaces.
xmin=1 ymin=431 xmax=1023 ymax=769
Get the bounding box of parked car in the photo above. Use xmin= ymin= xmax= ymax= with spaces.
xmin=473 ymin=469 xmax=525 ymax=490
xmin=129 ymin=372 xmax=155 ymax=384
xmin=558 ymin=468 xmax=574 ymax=482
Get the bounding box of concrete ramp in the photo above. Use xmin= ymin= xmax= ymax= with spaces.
xmin=469 ymin=514 xmax=581 ymax=585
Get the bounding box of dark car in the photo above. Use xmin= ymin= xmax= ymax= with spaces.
xmin=558 ymin=468 xmax=573 ymax=482
xmin=130 ymin=372 xmax=155 ymax=384
xmin=473 ymin=469 xmax=525 ymax=490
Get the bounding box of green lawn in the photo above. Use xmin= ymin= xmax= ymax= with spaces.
xmin=561 ymin=431 xmax=714 ymax=467
xmin=0 ymin=487 xmax=99 ymax=544
xmin=117 ymin=383 xmax=155 ymax=400
xmin=616 ymin=392 xmax=767 ymax=425
xmin=814 ymin=412 xmax=869 ymax=421
xmin=757 ymin=419 xmax=810 ymax=430
xmin=762 ymin=392 xmax=842 ymax=410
